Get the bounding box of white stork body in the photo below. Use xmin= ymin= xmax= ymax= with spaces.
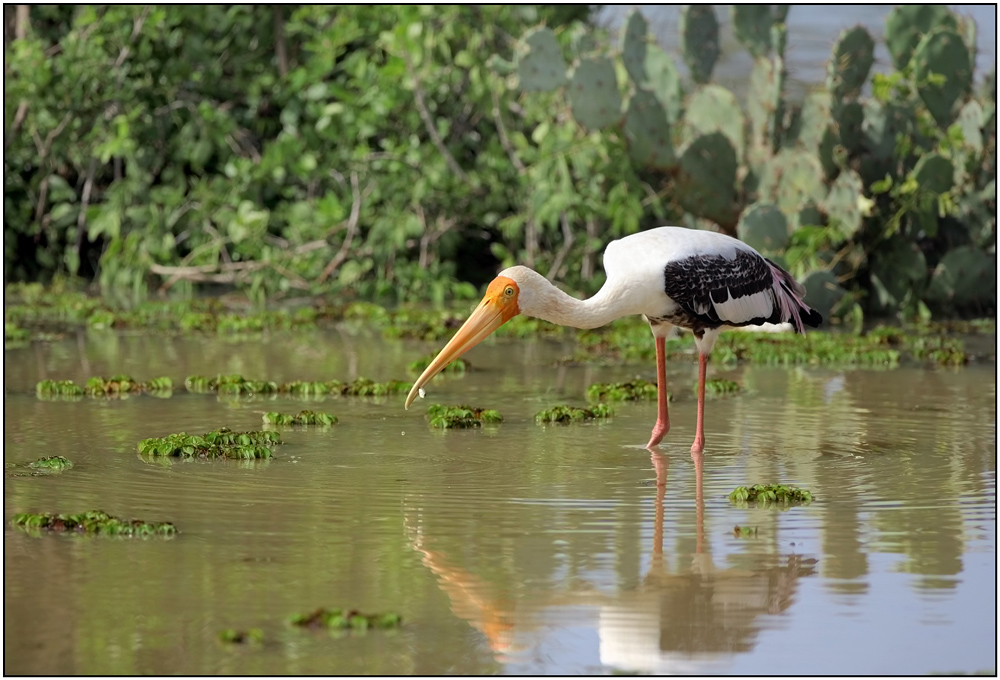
xmin=406 ymin=226 xmax=821 ymax=453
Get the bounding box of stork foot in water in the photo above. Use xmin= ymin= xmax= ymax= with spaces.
xmin=645 ymin=336 xmax=670 ymax=449
xmin=404 ymin=226 xmax=823 ymax=452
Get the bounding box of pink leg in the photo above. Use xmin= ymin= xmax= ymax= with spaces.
xmin=691 ymin=352 xmax=707 ymax=454
xmin=646 ymin=336 xmax=670 ymax=449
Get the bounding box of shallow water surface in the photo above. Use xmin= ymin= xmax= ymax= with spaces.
xmin=3 ymin=327 xmax=996 ymax=674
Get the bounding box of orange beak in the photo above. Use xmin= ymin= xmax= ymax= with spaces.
xmin=405 ymin=277 xmax=520 ymax=409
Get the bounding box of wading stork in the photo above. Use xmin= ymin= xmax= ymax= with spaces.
xmin=405 ymin=226 xmax=822 ymax=453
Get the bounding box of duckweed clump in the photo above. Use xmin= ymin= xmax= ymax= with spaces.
xmin=36 ymin=380 xmax=85 ymax=397
xmin=219 ymin=628 xmax=264 ymax=644
xmin=535 ymin=403 xmax=613 ymax=424
xmin=728 ymin=484 xmax=814 ymax=506
xmin=37 ymin=376 xmax=172 ymax=398
xmin=586 ymin=379 xmax=661 ymax=402
xmin=28 ymin=456 xmax=74 ymax=472
xmin=185 ymin=375 xmax=408 ymax=398
xmin=290 ymin=607 xmax=402 ymax=631
xmin=137 ymin=428 xmax=281 ymax=459
xmin=11 ymin=510 xmax=177 ymax=537
xmin=702 ymin=378 xmax=741 ymax=398
xmin=427 ymin=404 xmax=503 ymax=429
xmin=263 ymin=410 xmax=338 ymax=426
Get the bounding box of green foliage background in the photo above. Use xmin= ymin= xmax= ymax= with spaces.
xmin=3 ymin=5 xmax=996 ymax=319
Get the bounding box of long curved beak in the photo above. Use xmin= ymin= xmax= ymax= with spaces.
xmin=405 ymin=298 xmax=506 ymax=409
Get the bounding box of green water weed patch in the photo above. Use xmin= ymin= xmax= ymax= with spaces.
xmin=138 ymin=428 xmax=281 ymax=459
xmin=427 ymin=404 xmax=503 ymax=429
xmin=586 ymin=379 xmax=661 ymax=402
xmin=535 ymin=404 xmax=613 ymax=424
xmin=290 ymin=607 xmax=402 ymax=631
xmin=262 ymin=410 xmax=338 ymax=426
xmin=729 ymin=484 xmax=814 ymax=506
xmin=11 ymin=510 xmax=177 ymax=537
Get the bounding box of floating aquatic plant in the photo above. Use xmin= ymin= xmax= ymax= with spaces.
xmin=11 ymin=510 xmax=177 ymax=537
xmin=732 ymin=525 xmax=759 ymax=538
xmin=262 ymin=410 xmax=338 ymax=426
xmin=218 ymin=628 xmax=264 ymax=644
xmin=36 ymin=380 xmax=85 ymax=397
xmin=427 ymin=404 xmax=503 ymax=429
xmin=36 ymin=376 xmax=173 ymax=398
xmin=535 ymin=403 xmax=613 ymax=423
xmin=586 ymin=379 xmax=662 ymax=402
xmin=728 ymin=484 xmax=813 ymax=506
xmin=290 ymin=607 xmax=402 ymax=631
xmin=702 ymin=378 xmax=741 ymax=398
xmin=28 ymin=456 xmax=74 ymax=471
xmin=137 ymin=428 xmax=281 ymax=459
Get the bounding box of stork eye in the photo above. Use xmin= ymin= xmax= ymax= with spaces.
xmin=504 ymin=286 xmax=515 ymax=297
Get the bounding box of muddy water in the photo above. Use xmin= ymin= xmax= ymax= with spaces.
xmin=4 ymin=327 xmax=996 ymax=675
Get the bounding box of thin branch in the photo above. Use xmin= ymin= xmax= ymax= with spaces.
xmin=405 ymin=54 xmax=473 ymax=186
xmin=113 ymin=6 xmax=150 ymax=69
xmin=317 ymin=171 xmax=362 ymax=284
xmin=491 ymin=87 xmax=525 ymax=173
xmin=4 ymin=100 xmax=28 ymax=151
xmin=73 ymin=158 xmax=98 ymax=270
xmin=547 ymin=212 xmax=576 ymax=282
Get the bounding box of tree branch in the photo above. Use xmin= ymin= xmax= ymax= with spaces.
xmin=491 ymin=87 xmax=525 ymax=173
xmin=273 ymin=5 xmax=288 ymax=77
xmin=405 ymin=54 xmax=473 ymax=187
xmin=547 ymin=212 xmax=575 ymax=282
xmin=73 ymin=158 xmax=98 ymax=271
xmin=317 ymin=171 xmax=362 ymax=284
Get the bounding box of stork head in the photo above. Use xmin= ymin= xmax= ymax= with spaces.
xmin=404 ymin=274 xmax=522 ymax=409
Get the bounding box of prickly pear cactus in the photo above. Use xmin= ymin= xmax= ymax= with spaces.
xmin=957 ymin=100 xmax=984 ymax=153
xmin=517 ymin=27 xmax=568 ymax=92
xmin=731 ymin=6 xmax=776 ymax=58
xmin=862 ymin=99 xmax=913 ymax=161
xmin=568 ymin=57 xmax=622 ymax=130
xmin=834 ymin=101 xmax=865 ymax=155
xmin=624 ymin=89 xmax=675 ymax=169
xmin=794 ymin=91 xmax=838 ymax=178
xmin=748 ymin=57 xmax=783 ymax=152
xmin=759 ymin=148 xmax=827 ymax=228
xmin=682 ymin=85 xmax=745 ymax=163
xmin=884 ymin=5 xmax=959 ymax=70
xmin=567 ymin=23 xmax=599 ymax=56
xmin=621 ymin=9 xmax=683 ymax=122
xmin=621 ymin=10 xmax=650 ymax=84
xmin=871 ymin=237 xmax=928 ymax=310
xmin=677 ymin=132 xmax=739 ymax=229
xmin=737 ymin=203 xmax=790 ymax=253
xmin=679 ymin=5 xmax=720 ymax=84
xmin=912 ymin=29 xmax=973 ymax=127
xmin=912 ymin=153 xmax=955 ymax=194
xmin=925 ymin=246 xmax=996 ymax=307
xmin=827 ymin=26 xmax=875 ymax=100
xmin=802 ymin=270 xmax=844 ymax=323
xmin=824 ymin=169 xmax=866 ymax=240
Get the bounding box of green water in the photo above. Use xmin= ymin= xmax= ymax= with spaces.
xmin=3 ymin=327 xmax=996 ymax=674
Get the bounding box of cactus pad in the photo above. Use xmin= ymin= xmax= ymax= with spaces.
xmin=926 ymin=246 xmax=995 ymax=307
xmin=680 ymin=5 xmax=720 ymax=84
xmin=624 ymin=89 xmax=675 ymax=168
xmin=884 ymin=5 xmax=959 ymax=70
xmin=731 ymin=5 xmax=776 ymax=58
xmin=759 ymin=148 xmax=827 ymax=227
xmin=568 ymin=56 xmax=623 ymax=130
xmin=621 ymin=10 xmax=650 ymax=84
xmin=862 ymin=99 xmax=913 ymax=160
xmin=682 ymin=85 xmax=745 ymax=163
xmin=621 ymin=11 xmax=683 ymax=122
xmin=802 ymin=270 xmax=844 ymax=323
xmin=912 ymin=29 xmax=973 ymax=128
xmin=912 ymin=153 xmax=955 ymax=194
xmin=825 ymin=169 xmax=866 ymax=240
xmin=827 ymin=26 xmax=875 ymax=100
xmin=517 ymin=27 xmax=567 ymax=92
xmin=677 ymin=132 xmax=739 ymax=228
xmin=871 ymin=237 xmax=928 ymax=309
xmin=834 ymin=101 xmax=865 ymax=155
xmin=748 ymin=57 xmax=783 ymax=151
xmin=737 ymin=203 xmax=790 ymax=253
